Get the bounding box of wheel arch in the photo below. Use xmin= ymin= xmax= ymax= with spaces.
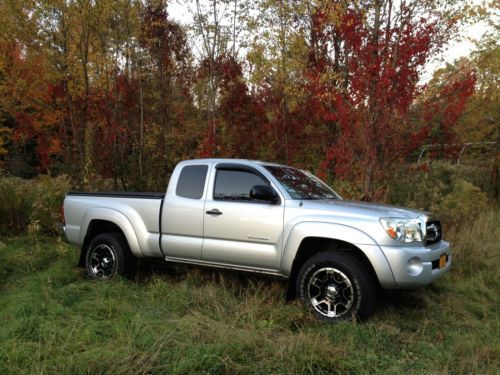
xmin=78 ymin=209 xmax=143 ymax=266
xmin=282 ymin=222 xmax=396 ymax=298
xmin=285 ymin=237 xmax=379 ymax=299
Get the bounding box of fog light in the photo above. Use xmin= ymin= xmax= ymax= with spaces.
xmin=407 ymin=257 xmax=423 ymax=276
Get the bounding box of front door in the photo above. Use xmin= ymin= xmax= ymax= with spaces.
xmin=202 ymin=165 xmax=284 ymax=270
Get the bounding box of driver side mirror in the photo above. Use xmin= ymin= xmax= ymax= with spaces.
xmin=250 ymin=185 xmax=279 ymax=204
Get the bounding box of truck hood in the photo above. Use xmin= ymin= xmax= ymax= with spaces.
xmin=301 ymin=199 xmax=427 ymax=220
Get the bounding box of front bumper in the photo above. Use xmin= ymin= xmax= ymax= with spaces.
xmin=380 ymin=240 xmax=451 ymax=289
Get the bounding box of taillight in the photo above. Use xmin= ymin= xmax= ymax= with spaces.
xmin=60 ymin=205 xmax=65 ymax=225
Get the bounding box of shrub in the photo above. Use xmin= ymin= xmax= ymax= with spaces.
xmin=440 ymin=180 xmax=488 ymax=225
xmin=0 ymin=177 xmax=35 ymax=234
xmin=331 ymin=179 xmax=364 ymax=201
xmin=0 ymin=175 xmax=71 ymax=236
xmin=387 ymin=162 xmax=489 ymax=227
xmin=30 ymin=175 xmax=71 ymax=235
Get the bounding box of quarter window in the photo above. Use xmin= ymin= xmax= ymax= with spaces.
xmin=214 ymin=169 xmax=268 ymax=201
xmin=176 ymin=165 xmax=208 ymax=199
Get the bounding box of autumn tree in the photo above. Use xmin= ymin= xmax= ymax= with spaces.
xmin=299 ymin=0 xmax=477 ymax=199
xmin=454 ymin=31 xmax=499 ymax=144
xmin=189 ymin=0 xmax=252 ymax=156
xmin=245 ymin=0 xmax=312 ymax=164
xmin=0 ymin=0 xmax=487 ymax=197
xmin=136 ymin=0 xmax=197 ymax=189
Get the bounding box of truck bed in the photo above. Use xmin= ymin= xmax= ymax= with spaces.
xmin=67 ymin=192 xmax=164 ymax=199
xmin=64 ymin=191 xmax=165 ymax=257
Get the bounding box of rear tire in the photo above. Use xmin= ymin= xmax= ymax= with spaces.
xmin=85 ymin=232 xmax=137 ymax=279
xmin=296 ymin=251 xmax=377 ymax=322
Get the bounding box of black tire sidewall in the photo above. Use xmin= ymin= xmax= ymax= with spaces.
xmin=296 ymin=252 xmax=375 ymax=322
xmin=85 ymin=233 xmax=129 ymax=279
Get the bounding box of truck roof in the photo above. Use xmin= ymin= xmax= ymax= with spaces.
xmin=178 ymin=158 xmax=289 ymax=168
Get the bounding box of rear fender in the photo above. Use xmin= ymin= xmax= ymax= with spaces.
xmin=80 ymin=208 xmax=144 ymax=257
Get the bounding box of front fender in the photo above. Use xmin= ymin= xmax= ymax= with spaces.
xmin=281 ymin=221 xmax=396 ymax=288
xmin=80 ymin=208 xmax=144 ymax=257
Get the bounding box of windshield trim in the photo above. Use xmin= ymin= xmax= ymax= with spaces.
xmin=263 ymin=165 xmax=341 ymax=200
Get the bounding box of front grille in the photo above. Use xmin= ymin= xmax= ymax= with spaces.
xmin=425 ymin=220 xmax=442 ymax=246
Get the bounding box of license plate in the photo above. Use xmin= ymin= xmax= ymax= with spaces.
xmin=439 ymin=254 xmax=447 ymax=269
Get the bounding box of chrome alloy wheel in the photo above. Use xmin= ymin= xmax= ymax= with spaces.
xmin=307 ymin=267 xmax=354 ymax=318
xmin=88 ymin=244 xmax=117 ymax=279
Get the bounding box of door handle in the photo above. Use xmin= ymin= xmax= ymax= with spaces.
xmin=206 ymin=209 xmax=223 ymax=216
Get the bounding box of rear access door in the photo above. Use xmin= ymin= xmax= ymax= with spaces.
xmin=160 ymin=162 xmax=211 ymax=260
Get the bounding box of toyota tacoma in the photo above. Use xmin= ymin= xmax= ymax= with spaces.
xmin=62 ymin=159 xmax=451 ymax=322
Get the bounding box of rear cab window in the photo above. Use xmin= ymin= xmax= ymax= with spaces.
xmin=176 ymin=165 xmax=209 ymax=199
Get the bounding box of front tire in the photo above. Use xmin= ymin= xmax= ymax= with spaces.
xmin=296 ymin=251 xmax=377 ymax=322
xmin=85 ymin=232 xmax=137 ymax=280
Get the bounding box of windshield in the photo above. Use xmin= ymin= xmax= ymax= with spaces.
xmin=264 ymin=165 xmax=340 ymax=200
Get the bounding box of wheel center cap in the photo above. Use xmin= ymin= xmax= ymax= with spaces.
xmin=326 ymin=284 xmax=339 ymax=298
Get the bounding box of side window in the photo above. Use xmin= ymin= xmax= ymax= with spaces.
xmin=176 ymin=165 xmax=208 ymax=199
xmin=214 ymin=169 xmax=268 ymax=201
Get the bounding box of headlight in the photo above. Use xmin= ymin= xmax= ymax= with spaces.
xmin=379 ymin=218 xmax=423 ymax=243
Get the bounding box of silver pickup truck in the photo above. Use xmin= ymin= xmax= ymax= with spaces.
xmin=62 ymin=159 xmax=451 ymax=322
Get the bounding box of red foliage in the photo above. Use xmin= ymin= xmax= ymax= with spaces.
xmin=196 ymin=54 xmax=267 ymax=159
xmin=302 ymin=5 xmax=475 ymax=198
xmin=7 ymin=52 xmax=67 ymax=171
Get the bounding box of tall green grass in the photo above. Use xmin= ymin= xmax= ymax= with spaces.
xmin=0 ymin=209 xmax=498 ymax=374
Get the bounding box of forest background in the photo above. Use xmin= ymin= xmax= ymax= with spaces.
xmin=0 ymin=0 xmax=497 ymax=198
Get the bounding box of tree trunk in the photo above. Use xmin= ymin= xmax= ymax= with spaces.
xmin=139 ymin=69 xmax=144 ymax=181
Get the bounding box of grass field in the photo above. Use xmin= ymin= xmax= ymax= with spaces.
xmin=0 ymin=210 xmax=498 ymax=374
